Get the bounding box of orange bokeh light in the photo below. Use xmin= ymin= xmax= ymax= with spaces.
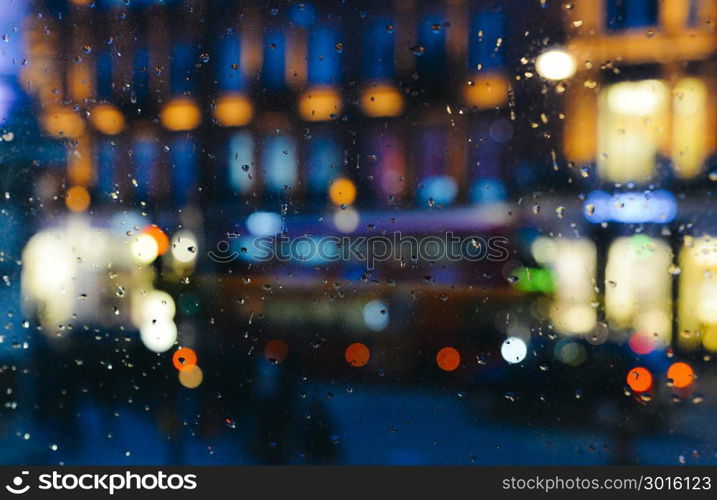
xmin=345 ymin=342 xmax=370 ymax=367
xmin=360 ymin=83 xmax=405 ymax=118
xmin=329 ymin=178 xmax=357 ymax=206
xmin=667 ymin=362 xmax=694 ymax=388
xmin=626 ymin=366 xmax=653 ymax=393
xmin=213 ymin=93 xmax=254 ymax=127
xmin=41 ymin=106 xmax=86 ymax=138
xmin=90 ymin=103 xmax=126 ymax=135
xmin=160 ymin=97 xmax=202 ymax=131
xmin=264 ymin=339 xmax=289 ymax=364
xmin=142 ymin=225 xmax=170 ymax=256
xmin=436 ymin=347 xmax=460 ymax=372
xmin=65 ymin=185 xmax=91 ymax=212
xmin=178 ymin=364 xmax=203 ymax=389
xmin=298 ymin=87 xmax=343 ymax=122
xmin=463 ymin=73 xmax=509 ymax=109
xmin=172 ymin=347 xmax=197 ymax=372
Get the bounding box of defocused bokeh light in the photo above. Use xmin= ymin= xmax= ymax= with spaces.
xmin=535 ymin=48 xmax=577 ymax=81
xmin=345 ymin=343 xmax=370 ymax=367
xmin=627 ymin=367 xmax=653 ymax=394
xmin=436 ymin=347 xmax=460 ymax=372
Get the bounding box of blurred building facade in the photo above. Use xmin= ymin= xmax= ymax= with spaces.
xmin=15 ymin=0 xmax=717 ymax=404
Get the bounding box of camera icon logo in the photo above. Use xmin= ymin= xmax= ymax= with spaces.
xmin=5 ymin=471 xmax=30 ymax=495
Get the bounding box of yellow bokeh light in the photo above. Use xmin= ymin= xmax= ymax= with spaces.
xmin=160 ymin=97 xmax=202 ymax=131
xmin=178 ymin=365 xmax=203 ymax=389
xmin=65 ymin=185 xmax=90 ymax=212
xmin=329 ymin=177 xmax=357 ymax=206
xmin=90 ymin=104 xmax=126 ymax=135
xmin=41 ymin=107 xmax=86 ymax=138
xmin=463 ymin=73 xmax=509 ymax=109
xmin=213 ymin=93 xmax=254 ymax=127
xmin=298 ymin=87 xmax=343 ymax=122
xmin=360 ymin=83 xmax=404 ymax=118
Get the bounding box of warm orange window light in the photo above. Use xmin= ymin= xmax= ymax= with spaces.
xmin=142 ymin=225 xmax=170 ymax=256
xmin=264 ymin=339 xmax=289 ymax=364
xmin=172 ymin=347 xmax=197 ymax=372
xmin=160 ymin=97 xmax=202 ymax=131
xmin=89 ymin=104 xmax=126 ymax=135
xmin=298 ymin=87 xmax=343 ymax=122
xmin=667 ymin=362 xmax=694 ymax=388
xmin=329 ymin=177 xmax=357 ymax=206
xmin=436 ymin=347 xmax=460 ymax=372
xmin=345 ymin=342 xmax=370 ymax=367
xmin=213 ymin=93 xmax=254 ymax=127
xmin=463 ymin=73 xmax=509 ymax=109
xmin=65 ymin=185 xmax=90 ymax=213
xmin=626 ymin=366 xmax=652 ymax=393
xmin=41 ymin=107 xmax=86 ymax=138
xmin=360 ymin=83 xmax=404 ymax=118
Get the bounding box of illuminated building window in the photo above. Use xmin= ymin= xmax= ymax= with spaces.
xmin=288 ymin=2 xmax=317 ymax=26
xmin=134 ymin=140 xmax=157 ymax=201
xmin=534 ymin=238 xmax=597 ymax=335
xmin=229 ymin=132 xmax=256 ymax=195
xmin=132 ymin=48 xmax=149 ymax=104
xmin=307 ymin=133 xmax=342 ymax=197
xmin=597 ymin=79 xmax=668 ymax=183
xmin=217 ymin=35 xmax=245 ymax=92
xmin=605 ymin=235 xmax=672 ymax=346
xmin=364 ymin=129 xmax=406 ymax=200
xmin=307 ymin=26 xmax=340 ymax=87
xmin=597 ymin=78 xmax=708 ymax=182
xmin=606 ymin=0 xmax=658 ymax=31
xmin=96 ymin=50 xmax=113 ymax=101
xmin=363 ymin=18 xmax=395 ymax=81
xmin=359 ymin=18 xmax=404 ymax=118
xmin=468 ymin=7 xmax=504 ymax=72
xmin=679 ymin=236 xmax=717 ymax=351
xmin=262 ymin=30 xmax=286 ymax=91
xmin=214 ymin=35 xmax=254 ymax=127
xmin=97 ymin=139 xmax=116 ymax=197
xmin=262 ymin=135 xmax=297 ymax=193
xmin=463 ymin=7 xmax=508 ymax=109
xmin=299 ymin=25 xmax=343 ymax=121
xmin=468 ymin=121 xmax=506 ymax=204
xmin=416 ymin=13 xmax=446 ymax=84
xmin=171 ymin=43 xmax=196 ymax=95
xmin=170 ymin=138 xmax=197 ymax=206
xmin=672 ymin=78 xmax=708 ymax=178
xmin=416 ymin=128 xmax=456 ymax=207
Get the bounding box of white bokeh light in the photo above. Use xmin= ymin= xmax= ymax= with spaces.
xmin=535 ymin=48 xmax=577 ymax=81
xmin=140 ymin=319 xmax=178 ymax=353
xmin=333 ymin=207 xmax=360 ymax=233
xmin=363 ymin=299 xmax=389 ymax=331
xmin=501 ymin=336 xmax=528 ymax=364
xmin=171 ymin=230 xmax=199 ymax=263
